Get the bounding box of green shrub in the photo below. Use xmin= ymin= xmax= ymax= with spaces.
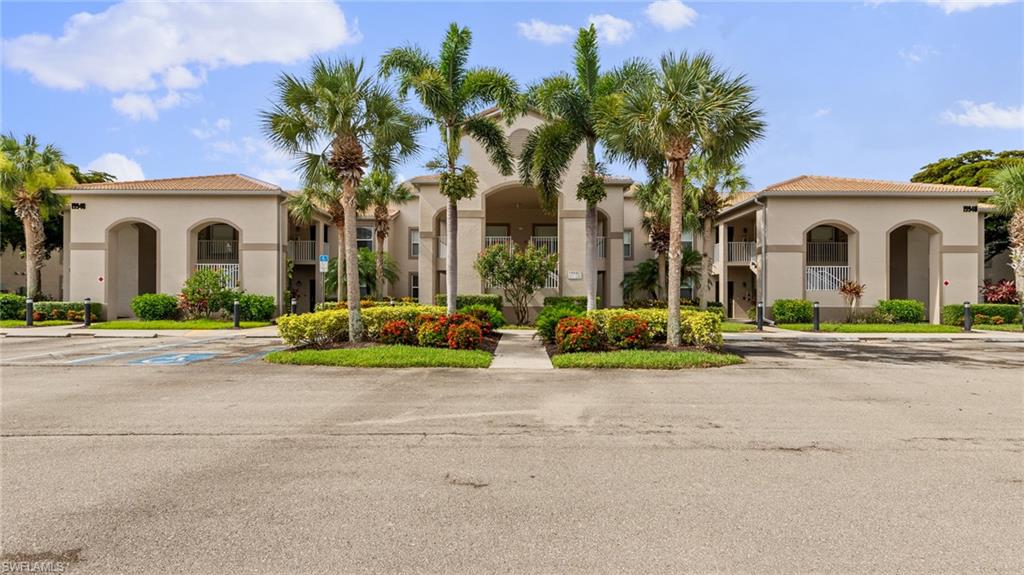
xmin=606 ymin=313 xmax=652 ymax=349
xmin=363 ymin=305 xmax=446 ymax=340
xmin=535 ymin=306 xmax=580 ymax=343
xmin=379 ymin=320 xmax=416 ymax=345
xmin=417 ymin=317 xmax=449 ymax=347
xmin=459 ymin=303 xmax=505 ymax=334
xmin=585 ymin=308 xmax=722 ymax=349
xmin=555 ymin=317 xmax=604 ymax=353
xmin=236 ymin=293 xmax=276 ymax=322
xmin=771 ymin=299 xmax=813 ymax=323
xmin=277 ymin=309 xmax=348 ymax=348
xmin=130 ymin=293 xmax=178 ymax=321
xmin=180 ymin=268 xmax=230 ymax=318
xmin=316 ymin=297 xmax=421 ymax=311
xmin=542 ymin=296 xmax=594 ymax=310
xmin=941 ymin=303 xmax=1021 ymax=325
xmin=875 ymin=299 xmax=925 ymax=323
xmin=0 ymin=294 xmax=26 ymax=320
xmin=447 ymin=320 xmax=483 ymax=350
xmin=30 ymin=301 xmax=106 ymax=322
xmin=434 ymin=294 xmax=502 ymax=309
xmin=680 ymin=304 xmax=725 ymax=319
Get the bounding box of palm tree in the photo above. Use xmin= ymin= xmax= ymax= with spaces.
xmin=325 ymin=248 xmax=399 ymax=298
xmin=598 ymin=52 xmax=765 ymax=346
xmin=687 ymin=156 xmax=751 ymax=309
xmin=989 ymin=164 xmax=1024 ymax=296
xmin=263 ymin=58 xmax=419 ymax=341
xmin=380 ymin=23 xmax=521 ymax=314
xmin=0 ymin=134 xmax=76 ymax=298
xmin=519 ymin=25 xmax=652 ymax=312
xmin=358 ymin=169 xmax=414 ymax=297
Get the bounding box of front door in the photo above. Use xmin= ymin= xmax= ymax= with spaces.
xmin=597 ymin=271 xmax=606 ymax=308
xmin=727 ymin=281 xmax=735 ymax=318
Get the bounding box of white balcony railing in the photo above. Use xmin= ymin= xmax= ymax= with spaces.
xmin=596 ymin=236 xmax=607 ymax=258
xmin=194 ymin=263 xmax=240 ymax=288
xmin=728 ymin=241 xmax=756 ymax=263
xmin=485 ymin=236 xmax=513 ymax=253
xmin=530 ymin=236 xmax=558 ymax=253
xmin=287 ymin=240 xmax=318 ymax=262
xmin=545 ymin=271 xmax=559 ymax=289
xmin=438 ymin=238 xmax=446 ymax=260
xmin=805 ymin=265 xmax=849 ymax=291
xmin=807 ymin=241 xmax=848 ymax=265
xmin=197 ymin=240 xmax=238 ymax=263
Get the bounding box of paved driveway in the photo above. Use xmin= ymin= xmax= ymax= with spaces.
xmin=1 ymin=340 xmax=1021 ymax=573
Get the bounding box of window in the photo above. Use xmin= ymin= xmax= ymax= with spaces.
xmin=680 ymin=276 xmax=694 ymax=301
xmin=323 ymin=224 xmax=329 ymax=244
xmin=533 ymin=224 xmax=557 ymax=238
xmin=623 ymin=229 xmax=634 ymax=259
xmin=410 ymin=272 xmax=419 ymax=299
xmin=485 ymin=224 xmax=510 ymax=238
xmin=356 ymin=226 xmax=374 ymax=251
xmin=409 ymin=228 xmax=420 ymax=258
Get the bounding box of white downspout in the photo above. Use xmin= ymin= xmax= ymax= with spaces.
xmin=754 ymin=195 xmax=768 ymax=323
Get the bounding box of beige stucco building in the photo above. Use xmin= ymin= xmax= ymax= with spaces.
xmin=44 ymin=112 xmax=999 ymax=323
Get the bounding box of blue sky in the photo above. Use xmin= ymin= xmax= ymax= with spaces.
xmin=2 ymin=1 xmax=1022 ymax=190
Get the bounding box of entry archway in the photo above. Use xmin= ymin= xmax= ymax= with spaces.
xmin=106 ymin=220 xmax=159 ymax=318
xmin=888 ymin=221 xmax=941 ymax=321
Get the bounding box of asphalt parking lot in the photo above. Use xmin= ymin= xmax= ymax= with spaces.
xmin=1 ymin=337 xmax=1022 ymax=574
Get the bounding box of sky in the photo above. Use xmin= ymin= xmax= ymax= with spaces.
xmin=2 ymin=0 xmax=1022 ymax=190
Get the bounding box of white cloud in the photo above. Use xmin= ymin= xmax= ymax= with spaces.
xmin=3 ymin=0 xmax=359 ymax=120
xmin=190 ymin=117 xmax=232 ymax=140
xmin=898 ymin=44 xmax=939 ymax=63
xmin=517 ymin=19 xmax=574 ymax=44
xmin=925 ymin=0 xmax=1014 ymax=14
xmin=645 ymin=1 xmax=698 ymax=31
xmin=86 ymin=153 xmax=145 ymax=181
xmin=941 ymin=101 xmax=1024 ymax=129
xmin=588 ymin=14 xmax=635 ymax=45
xmin=813 ymin=108 xmax=832 ymax=118
xmin=203 ymin=136 xmax=299 ymax=188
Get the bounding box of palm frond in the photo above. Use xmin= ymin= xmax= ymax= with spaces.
xmin=462 ymin=116 xmax=514 ymax=176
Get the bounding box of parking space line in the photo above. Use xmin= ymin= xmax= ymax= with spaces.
xmin=1 ymin=339 xmax=134 ymax=363
xmin=227 ymin=346 xmax=287 ymax=364
xmin=66 ymin=336 xmax=235 ymax=365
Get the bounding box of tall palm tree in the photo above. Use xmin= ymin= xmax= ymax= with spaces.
xmin=0 ymin=134 xmax=76 ymax=298
xmin=687 ymin=156 xmax=751 ymax=309
xmin=989 ymin=164 xmax=1024 ymax=296
xmin=519 ymin=25 xmax=652 ymax=312
xmin=598 ymin=52 xmax=764 ymax=346
xmin=631 ymin=178 xmax=671 ymax=298
xmin=358 ymin=169 xmax=414 ymax=297
xmin=263 ymin=58 xmax=419 ymax=340
xmin=380 ymin=23 xmax=521 ymax=314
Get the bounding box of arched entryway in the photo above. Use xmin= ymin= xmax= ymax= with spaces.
xmin=106 ymin=220 xmax=158 ymax=318
xmin=804 ymin=222 xmax=856 ymax=293
xmin=190 ymin=221 xmax=241 ymax=288
xmin=888 ymin=222 xmax=941 ymax=321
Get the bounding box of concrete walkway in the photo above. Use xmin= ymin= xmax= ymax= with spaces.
xmin=490 ymin=329 xmax=553 ymax=369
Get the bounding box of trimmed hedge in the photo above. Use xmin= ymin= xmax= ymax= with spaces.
xmin=434 ymin=294 xmax=503 ymax=309
xmin=31 ymin=301 xmax=105 ymax=322
xmin=585 ymin=308 xmax=722 ymax=350
xmin=535 ymin=305 xmax=581 ymax=343
xmin=875 ymin=299 xmax=925 ymax=323
xmin=237 ymin=293 xmax=276 ymax=322
xmin=459 ymin=303 xmax=506 ymax=333
xmin=363 ymin=305 xmax=446 ymax=340
xmin=941 ymin=303 xmax=1021 ymax=326
xmin=278 ymin=305 xmax=447 ymax=347
xmin=771 ymin=299 xmax=813 ymax=323
xmin=131 ymin=293 xmax=178 ymax=321
xmin=0 ymin=294 xmax=26 ymax=320
xmin=542 ymin=296 xmax=599 ymax=310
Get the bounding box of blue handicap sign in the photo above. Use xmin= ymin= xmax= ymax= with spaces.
xmin=319 ymin=254 xmax=329 ymax=263
xmin=130 ymin=352 xmax=217 ymax=365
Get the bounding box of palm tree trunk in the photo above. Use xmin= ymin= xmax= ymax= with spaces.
xmin=658 ymin=251 xmax=667 ymax=300
xmin=21 ymin=209 xmax=43 ymax=298
xmin=666 ymin=155 xmax=687 ymax=348
xmin=1011 ymin=209 xmax=1024 ymax=299
xmin=342 ymin=182 xmax=362 ymax=341
xmin=375 ymin=233 xmax=386 ymax=298
xmin=585 ymin=205 xmax=597 ymax=311
xmin=699 ymin=216 xmax=714 ymax=309
xmin=446 ymin=197 xmax=457 ymax=314
xmin=333 ymin=213 xmax=345 ymax=302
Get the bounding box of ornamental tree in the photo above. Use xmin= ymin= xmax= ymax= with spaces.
xmin=474 ymin=243 xmax=557 ymax=325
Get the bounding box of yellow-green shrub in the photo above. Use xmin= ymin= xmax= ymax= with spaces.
xmin=585 ymin=308 xmax=722 ymax=349
xmin=362 ymin=305 xmax=445 ymax=339
xmin=277 ymin=310 xmax=348 ymax=348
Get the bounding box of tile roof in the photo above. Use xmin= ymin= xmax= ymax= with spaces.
xmin=725 ymin=191 xmax=758 ymax=206
xmin=72 ymin=174 xmax=281 ymax=192
xmin=763 ymin=175 xmax=992 ymax=194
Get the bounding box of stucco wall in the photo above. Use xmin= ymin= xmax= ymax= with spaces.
xmin=0 ymin=246 xmax=63 ymax=299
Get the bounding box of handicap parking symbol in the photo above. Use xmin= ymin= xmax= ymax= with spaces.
xmin=130 ymin=352 xmax=218 ymax=365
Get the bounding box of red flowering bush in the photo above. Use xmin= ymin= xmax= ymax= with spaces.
xmin=416 ymin=314 xmax=484 ymax=348
xmin=980 ymin=280 xmax=1019 ymax=304
xmin=417 ymin=318 xmax=449 ymax=347
xmin=606 ymin=313 xmax=652 ymax=349
xmin=379 ymin=319 xmax=416 ymax=345
xmin=447 ymin=320 xmax=483 ymax=350
xmin=555 ymin=316 xmax=604 ymax=353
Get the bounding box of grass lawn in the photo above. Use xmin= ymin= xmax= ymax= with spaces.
xmin=0 ymin=320 xmax=74 ymax=328
xmin=90 ymin=319 xmax=271 ymax=330
xmin=552 ymin=349 xmax=743 ymax=369
xmin=265 ymin=345 xmax=493 ymax=368
xmin=974 ymin=323 xmax=1024 ymax=332
xmin=720 ymin=321 xmax=756 ymax=332
xmin=778 ymin=323 xmax=961 ymax=333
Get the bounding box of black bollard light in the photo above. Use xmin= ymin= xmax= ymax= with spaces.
xmin=84 ymin=298 xmax=92 ymax=327
xmin=756 ymin=301 xmax=764 ymax=331
xmin=963 ymin=301 xmax=972 ymax=332
xmin=290 ymin=298 xmax=297 ymax=315
xmin=812 ymin=301 xmax=820 ymax=332
xmin=233 ymin=299 xmax=240 ymax=329
xmin=25 ymin=297 xmax=34 ymax=327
